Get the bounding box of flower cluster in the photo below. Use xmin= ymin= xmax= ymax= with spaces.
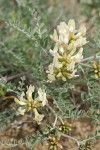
xmin=58 ymin=122 xmax=72 ymax=133
xmin=47 ymin=19 xmax=88 ymax=82
xmin=78 ymin=139 xmax=95 ymax=150
xmin=47 ymin=136 xmax=63 ymax=150
xmin=91 ymin=61 xmax=100 ymax=78
xmin=14 ymin=85 xmax=48 ymax=124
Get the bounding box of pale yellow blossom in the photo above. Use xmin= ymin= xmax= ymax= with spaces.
xmin=38 ymin=88 xmax=48 ymax=106
xmin=14 ymin=85 xmax=47 ymax=123
xmin=26 ymin=85 xmax=35 ymax=101
xmin=67 ymin=60 xmax=76 ymax=71
xmin=71 ymin=48 xmax=83 ymax=63
xmin=17 ymin=107 xmax=26 ymax=115
xmin=47 ymin=19 xmax=88 ymax=82
xmin=77 ymin=25 xmax=86 ymax=37
xmin=57 ymin=22 xmax=68 ymax=34
xmin=34 ymin=108 xmax=44 ymax=123
xmin=68 ymin=19 xmax=75 ymax=32
xmin=14 ymin=92 xmax=26 ymax=105
xmin=50 ymin=29 xmax=58 ymax=42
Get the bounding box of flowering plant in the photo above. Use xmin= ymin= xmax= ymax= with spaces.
xmin=0 ymin=2 xmax=100 ymax=148
xmin=14 ymin=85 xmax=47 ymax=124
xmin=47 ymin=19 xmax=88 ymax=82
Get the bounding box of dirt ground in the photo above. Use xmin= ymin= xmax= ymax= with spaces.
xmin=0 ymin=117 xmax=99 ymax=150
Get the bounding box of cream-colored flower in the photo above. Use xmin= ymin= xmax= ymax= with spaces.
xmin=47 ymin=64 xmax=56 ymax=82
xmin=70 ymin=69 xmax=78 ymax=78
xmin=71 ymin=48 xmax=83 ymax=63
xmin=67 ymin=41 xmax=77 ymax=51
xmin=59 ymin=46 xmax=64 ymax=54
xmin=57 ymin=22 xmax=68 ymax=34
xmin=49 ymin=45 xmax=58 ymax=56
xmin=38 ymin=88 xmax=48 ymax=106
xmin=68 ymin=19 xmax=75 ymax=32
xmin=77 ymin=25 xmax=86 ymax=37
xmin=61 ymin=76 xmax=67 ymax=81
xmin=75 ymin=36 xmax=87 ymax=48
xmin=48 ymin=73 xmax=56 ymax=82
xmin=34 ymin=108 xmax=44 ymax=123
xmin=50 ymin=29 xmax=58 ymax=42
xmin=56 ymin=72 xmax=62 ymax=78
xmin=67 ymin=60 xmax=76 ymax=71
xmin=14 ymin=92 xmax=26 ymax=105
xmin=47 ymin=19 xmax=88 ymax=82
xmin=14 ymin=85 xmax=47 ymax=123
xmin=57 ymin=22 xmax=69 ymax=44
xmin=17 ymin=107 xmax=26 ymax=115
xmin=47 ymin=63 xmax=56 ymax=82
xmin=53 ymin=53 xmax=62 ymax=68
xmin=67 ymin=37 xmax=87 ymax=51
xmin=26 ymin=85 xmax=35 ymax=101
xmin=59 ymin=33 xmax=69 ymax=44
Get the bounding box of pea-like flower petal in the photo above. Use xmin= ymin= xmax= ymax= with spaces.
xmin=34 ymin=108 xmax=44 ymax=124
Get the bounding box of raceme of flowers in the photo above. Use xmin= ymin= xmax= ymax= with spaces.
xmin=47 ymin=19 xmax=88 ymax=82
xmin=91 ymin=61 xmax=100 ymax=78
xmin=47 ymin=136 xmax=63 ymax=150
xmin=14 ymin=85 xmax=48 ymax=124
xmin=78 ymin=139 xmax=95 ymax=150
xmin=58 ymin=122 xmax=72 ymax=133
